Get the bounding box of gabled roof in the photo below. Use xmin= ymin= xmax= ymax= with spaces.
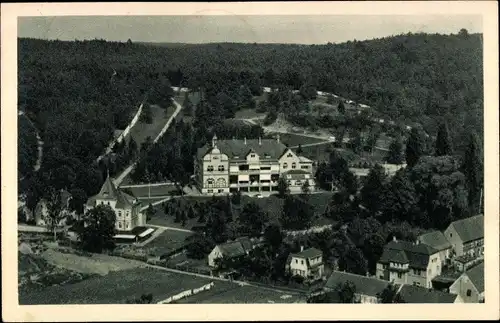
xmin=216 ymin=237 xmax=260 ymax=259
xmin=448 ymin=214 xmax=484 ymax=243
xmin=95 ymin=175 xmax=120 ymax=200
xmin=379 ymin=240 xmax=438 ymax=270
xmin=86 ymin=175 xmax=139 ymax=209
xmin=464 ymin=262 xmax=484 ymax=293
xmin=197 ymin=138 xmax=288 ymax=161
xmin=291 ymin=247 xmax=322 ymax=259
xmin=324 ymin=271 xmax=390 ymax=298
xmin=398 ymin=285 xmax=458 ymax=303
xmin=418 ymin=231 xmax=452 ymax=251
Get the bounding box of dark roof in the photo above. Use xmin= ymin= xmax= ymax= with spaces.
xmin=86 ymin=175 xmax=139 ymax=209
xmin=398 ymin=285 xmax=458 ymax=303
xmin=285 ymin=169 xmax=312 ymax=180
xmin=379 ymin=240 xmax=438 ymax=270
xmin=291 ymin=247 xmax=323 ymax=259
xmin=218 ymin=241 xmax=247 ymax=258
xmin=197 ymin=138 xmax=288 ymax=161
xmin=418 ymin=231 xmax=452 ymax=251
xmin=465 ymin=262 xmax=484 ymax=293
xmin=324 ymin=271 xmax=390 ymax=297
xmin=449 ymin=214 xmax=484 ymax=243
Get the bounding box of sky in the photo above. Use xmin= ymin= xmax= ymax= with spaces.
xmin=18 ymin=15 xmax=482 ymax=44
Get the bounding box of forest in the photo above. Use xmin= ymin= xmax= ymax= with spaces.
xmin=18 ymin=30 xmax=483 ymax=237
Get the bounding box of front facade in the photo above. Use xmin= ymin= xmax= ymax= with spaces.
xmin=85 ymin=175 xmax=146 ymax=232
xmin=287 ymin=247 xmax=324 ymax=281
xmin=444 ymin=214 xmax=484 ymax=259
xmin=323 ymin=271 xmax=391 ymax=304
xmin=376 ymin=238 xmax=442 ymax=288
xmin=195 ymin=135 xmax=315 ymax=195
xmin=449 ymin=262 xmax=484 ymax=303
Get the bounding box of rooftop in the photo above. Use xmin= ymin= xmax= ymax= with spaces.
xmin=379 ymin=240 xmax=438 ymax=270
xmin=86 ymin=175 xmax=140 ymax=209
xmin=324 ymin=271 xmax=390 ymax=298
xmin=464 ymin=261 xmax=484 ymax=293
xmin=197 ymin=138 xmax=288 ymax=161
xmin=398 ymin=285 xmax=458 ymax=303
xmin=448 ymin=214 xmax=484 ymax=243
xmin=291 ymin=247 xmax=323 ymax=259
xmin=417 ymin=231 xmax=452 ymax=251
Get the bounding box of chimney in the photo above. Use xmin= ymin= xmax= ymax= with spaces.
xmin=393 ymin=236 xmax=397 ymax=242
xmin=259 ymin=137 xmax=262 ymax=145
xmin=244 ymin=137 xmax=247 ymax=145
xmin=276 ymin=134 xmax=280 ymax=143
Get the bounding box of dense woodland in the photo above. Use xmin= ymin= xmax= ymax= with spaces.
xmin=18 ymin=31 xmax=484 ymax=279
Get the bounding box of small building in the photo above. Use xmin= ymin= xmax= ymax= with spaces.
xmin=208 ymin=237 xmax=260 ymax=268
xmin=284 ymin=169 xmax=316 ymax=193
xmin=33 ymin=189 xmax=73 ymax=226
xmin=286 ymin=247 xmax=324 ymax=282
xmin=444 ymin=214 xmax=484 ymax=259
xmin=397 ymin=284 xmax=462 ymax=303
xmin=417 ymin=230 xmax=452 ymax=265
xmin=376 ymin=237 xmax=442 ymax=288
xmin=85 ymin=174 xmax=146 ymax=232
xmin=323 ymin=271 xmax=392 ymax=303
xmin=449 ymin=262 xmax=484 ymax=303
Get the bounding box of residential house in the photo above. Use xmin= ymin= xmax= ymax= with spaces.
xmin=397 ymin=284 xmax=463 ymax=303
xmin=376 ymin=237 xmax=442 ymax=288
xmin=286 ymin=247 xmax=324 ymax=282
xmin=208 ymin=237 xmax=260 ymax=268
xmin=33 ymin=189 xmax=73 ymax=226
xmin=85 ymin=174 xmax=146 ymax=232
xmin=417 ymin=230 xmax=453 ymax=265
xmin=444 ymin=214 xmax=484 ymax=260
xmin=195 ymin=135 xmax=315 ymax=196
xmin=449 ymin=262 xmax=484 ymax=303
xmin=323 ymin=271 xmax=392 ymax=303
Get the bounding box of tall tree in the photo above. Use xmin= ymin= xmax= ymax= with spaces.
xmin=337 ymin=101 xmax=346 ymax=114
xmin=435 ymin=122 xmax=453 ymax=156
xmin=239 ymin=201 xmax=267 ymax=236
xmin=44 ymin=187 xmax=67 ymax=241
xmin=301 ymin=180 xmax=311 ymax=195
xmin=461 ymin=131 xmax=483 ymax=214
xmin=277 ymin=176 xmax=290 ymax=198
xmin=79 ymin=204 xmax=116 ymax=253
xmin=405 ymin=127 xmax=425 ymax=168
xmin=264 ymin=224 xmax=283 ymax=252
xmin=360 ymin=164 xmax=388 ymax=215
xmin=382 ymin=169 xmax=419 ymax=223
xmin=386 ymin=135 xmax=404 ymax=164
xmin=334 ymin=281 xmax=357 ymax=303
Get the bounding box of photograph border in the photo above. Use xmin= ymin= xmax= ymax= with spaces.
xmin=2 ymin=1 xmax=499 ymax=321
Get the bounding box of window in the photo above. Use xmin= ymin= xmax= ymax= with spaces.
xmin=118 ymin=222 xmax=122 ymax=229
xmin=466 ymin=289 xmax=472 ymax=297
xmin=301 ymin=260 xmax=304 ymax=265
xmin=206 ymin=178 xmax=215 ymax=188
xmin=218 ymin=165 xmax=225 ymax=171
xmin=107 ymin=201 xmax=110 ymax=205
xmin=397 ymin=273 xmax=402 ymax=279
xmin=207 ymin=165 xmax=214 ymax=172
xmin=379 ymin=275 xmax=384 ymax=279
xmin=118 ymin=211 xmax=122 ymax=218
xmin=283 ymin=163 xmax=288 ymax=169
xmin=292 ymin=162 xmax=297 ymax=169
xmin=449 ymin=233 xmax=452 ymax=237
xmin=301 ymin=165 xmax=309 ymax=169
xmin=218 ymin=189 xmax=223 ymax=193
xmin=250 ymin=154 xmax=256 ymax=158
xmin=212 ymin=156 xmax=219 ymax=160
xmin=295 ymin=259 xmax=298 ymax=264
xmin=287 ymin=153 xmax=293 ymax=157
xmin=207 ymin=189 xmax=213 ymax=193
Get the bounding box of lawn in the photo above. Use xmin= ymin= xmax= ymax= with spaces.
xmin=147 ymin=196 xmax=213 ymax=229
xmin=122 ymin=184 xmax=178 ymax=197
xmin=143 ymin=229 xmax=193 ymax=257
xmin=128 ymin=104 xmax=176 ymax=149
xmin=298 ymin=144 xmax=357 ymax=163
xmin=273 ymin=133 xmax=327 ymax=147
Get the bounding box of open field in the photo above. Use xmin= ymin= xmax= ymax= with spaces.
xmin=128 ymin=104 xmax=175 ymax=149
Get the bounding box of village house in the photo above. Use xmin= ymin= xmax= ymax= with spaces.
xmin=286 ymin=247 xmax=324 ymax=282
xmin=85 ymin=174 xmax=146 ymax=233
xmin=417 ymin=230 xmax=453 ymax=265
xmin=323 ymin=271 xmax=392 ymax=303
xmin=195 ymin=135 xmax=315 ymax=196
xmin=208 ymin=237 xmax=261 ymax=268
xmin=449 ymin=262 xmax=484 ymax=303
xmin=376 ymin=237 xmax=442 ymax=288
xmin=444 ymin=214 xmax=484 ymax=260
xmin=397 ymin=284 xmax=463 ymax=303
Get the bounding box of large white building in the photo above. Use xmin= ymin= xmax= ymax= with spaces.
xmin=85 ymin=174 xmax=146 ymax=232
xmin=194 ymin=135 xmax=316 ymax=195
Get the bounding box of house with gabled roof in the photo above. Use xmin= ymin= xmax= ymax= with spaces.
xmin=417 ymin=230 xmax=452 ymax=265
xmin=376 ymin=237 xmax=442 ymax=288
xmin=85 ymin=174 xmax=145 ymax=232
xmin=444 ymin=214 xmax=484 ymax=260
xmin=323 ymin=271 xmax=392 ymax=303
xmin=397 ymin=284 xmax=462 ymax=303
xmin=195 ymin=134 xmax=315 ymax=196
xmin=286 ymin=247 xmax=324 ymax=282
xmin=449 ymin=261 xmax=484 ymax=303
xmin=208 ymin=237 xmax=261 ymax=268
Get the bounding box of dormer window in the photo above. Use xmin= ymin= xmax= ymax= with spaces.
xmin=250 ymin=154 xmax=256 ymax=158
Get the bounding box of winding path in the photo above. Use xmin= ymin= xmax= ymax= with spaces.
xmin=18 ymin=110 xmax=44 ymax=173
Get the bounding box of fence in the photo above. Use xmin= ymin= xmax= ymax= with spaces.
xmin=157 ymin=282 xmax=215 ymax=304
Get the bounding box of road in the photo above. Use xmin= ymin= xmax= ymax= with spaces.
xmin=113 ymin=98 xmax=183 ymax=186
xmin=147 ymin=223 xmax=194 ymax=234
